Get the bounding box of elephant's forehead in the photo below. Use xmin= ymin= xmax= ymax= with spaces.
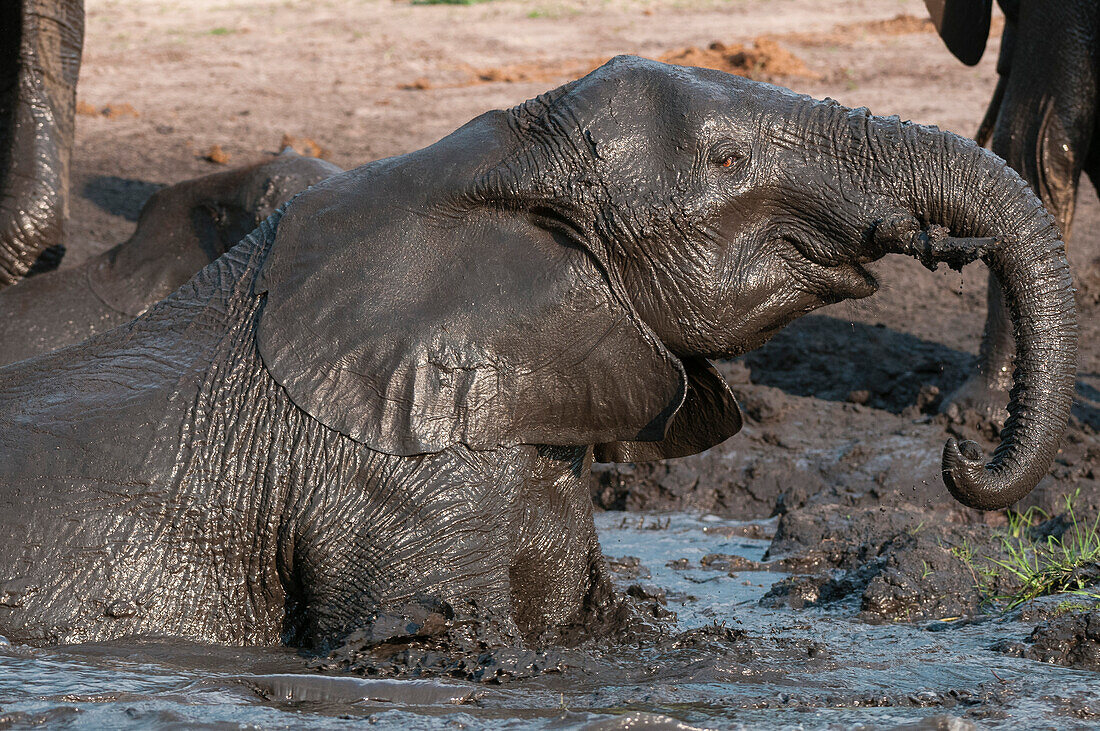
xmin=576 ymin=56 xmax=796 ymax=131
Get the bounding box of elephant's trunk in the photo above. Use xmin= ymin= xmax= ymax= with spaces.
xmin=0 ymin=0 xmax=84 ymax=284
xmin=848 ymin=111 xmax=1077 ymax=510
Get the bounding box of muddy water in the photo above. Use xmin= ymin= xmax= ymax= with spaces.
xmin=2 ymin=512 xmax=1096 ymax=729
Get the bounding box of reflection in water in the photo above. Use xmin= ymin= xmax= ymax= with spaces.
xmin=0 ymin=513 xmax=1093 ymax=728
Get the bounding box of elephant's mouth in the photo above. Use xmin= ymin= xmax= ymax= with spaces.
xmin=840 ymin=262 xmax=879 ymax=300
xmin=779 ymin=232 xmax=880 ymax=302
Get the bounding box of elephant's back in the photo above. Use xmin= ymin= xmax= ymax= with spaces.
xmin=0 ymin=219 xmax=277 ymax=483
xmin=0 ymin=258 xmax=129 ymax=366
xmin=0 ymin=220 xmax=292 ymax=645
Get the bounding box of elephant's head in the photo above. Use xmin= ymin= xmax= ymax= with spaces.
xmin=256 ymin=56 xmax=1076 ymax=511
xmin=94 ymin=151 xmax=341 ymax=317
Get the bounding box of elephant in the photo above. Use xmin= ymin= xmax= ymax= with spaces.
xmin=0 ymin=151 xmax=341 ymax=366
xmin=0 ymin=56 xmax=1077 ymax=648
xmin=925 ymin=0 xmax=1098 ymax=417
xmin=1 ymin=0 xmax=83 ymax=284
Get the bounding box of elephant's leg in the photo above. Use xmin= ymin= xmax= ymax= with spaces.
xmin=0 ymin=0 xmax=84 ymax=285
xmin=283 ymin=445 xmax=613 ymax=649
xmin=945 ymin=1 xmax=1098 ymax=421
xmin=507 ymin=446 xmax=615 ymax=644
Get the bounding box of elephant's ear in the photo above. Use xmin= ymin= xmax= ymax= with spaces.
xmin=593 ymin=357 xmax=741 ymax=463
xmin=924 ymin=0 xmax=993 ymax=66
xmin=254 ymin=170 xmax=706 ymax=456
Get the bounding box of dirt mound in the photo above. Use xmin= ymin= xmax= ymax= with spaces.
xmin=401 ymin=37 xmax=814 ymax=91
xmin=659 ymin=37 xmax=819 ymax=81
xmin=76 ymin=101 xmax=140 ymax=119
xmin=846 ymin=14 xmax=934 ymax=36
xmin=203 ymin=144 xmax=231 ymax=164
xmin=758 ymin=503 xmax=1024 ymax=622
xmin=279 ymin=134 xmax=327 ymax=159
xmin=473 ymin=58 xmax=603 ymax=85
xmin=996 ymin=609 xmax=1100 ymax=671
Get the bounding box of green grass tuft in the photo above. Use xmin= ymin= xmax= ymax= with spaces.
xmin=1053 ymin=599 xmax=1094 ymax=616
xmin=990 ymin=490 xmax=1100 ymax=609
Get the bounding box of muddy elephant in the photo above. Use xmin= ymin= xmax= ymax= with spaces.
xmin=0 ymin=57 xmax=1076 ymax=647
xmin=0 ymin=151 xmax=340 ymax=365
xmin=926 ymin=0 xmax=1098 ymax=417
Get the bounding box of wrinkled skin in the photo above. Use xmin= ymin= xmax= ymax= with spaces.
xmin=0 ymin=151 xmax=340 ymax=366
xmin=0 ymin=57 xmax=1077 ymax=648
xmin=0 ymin=0 xmax=83 ymax=283
xmin=926 ymin=0 xmax=1099 ymax=418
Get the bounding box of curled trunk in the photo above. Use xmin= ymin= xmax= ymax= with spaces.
xmin=0 ymin=0 xmax=84 ymax=284
xmin=853 ymin=112 xmax=1076 ymax=510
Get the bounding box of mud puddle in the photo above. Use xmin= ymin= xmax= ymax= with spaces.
xmin=3 ymin=512 xmax=1098 ymax=728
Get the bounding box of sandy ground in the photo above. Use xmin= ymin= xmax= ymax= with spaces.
xmin=70 ymin=0 xmax=1012 ymax=259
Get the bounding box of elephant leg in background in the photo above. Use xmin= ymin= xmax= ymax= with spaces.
xmin=0 ymin=0 xmax=84 ymax=285
xmin=945 ymin=0 xmax=1099 ymax=422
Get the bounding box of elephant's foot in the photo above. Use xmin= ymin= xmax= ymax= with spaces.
xmin=940 ymin=361 xmax=1012 ymax=430
xmin=941 ymin=271 xmax=1016 ymax=430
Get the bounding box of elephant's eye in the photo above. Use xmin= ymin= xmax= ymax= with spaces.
xmin=710 ymin=144 xmax=747 ymax=170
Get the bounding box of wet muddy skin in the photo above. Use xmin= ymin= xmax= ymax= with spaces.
xmin=2 ymin=99 xmax=1098 ymax=731
xmin=5 ymin=3 xmax=1100 ymax=728
xmin=3 ymin=514 xmax=1099 ymax=729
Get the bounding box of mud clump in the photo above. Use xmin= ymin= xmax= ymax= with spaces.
xmin=607 ymin=555 xmax=651 ymax=580
xmin=996 ymin=609 xmax=1100 ymax=671
xmin=203 ymin=144 xmax=231 ymax=164
xmin=315 ymin=597 xmax=571 ymax=683
xmin=316 ymin=588 xmax=682 ymax=683
xmin=759 ymin=504 xmax=1022 ymax=622
xmin=765 ymin=503 xmax=929 ymax=568
xmin=398 ymin=77 xmax=433 ymax=91
xmin=279 ymin=134 xmax=327 ymax=159
xmin=660 ymin=38 xmax=819 ymax=81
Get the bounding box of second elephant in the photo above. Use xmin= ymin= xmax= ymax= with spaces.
xmin=926 ymin=0 xmax=1099 ymax=416
xmin=0 ymin=151 xmax=340 ymax=365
